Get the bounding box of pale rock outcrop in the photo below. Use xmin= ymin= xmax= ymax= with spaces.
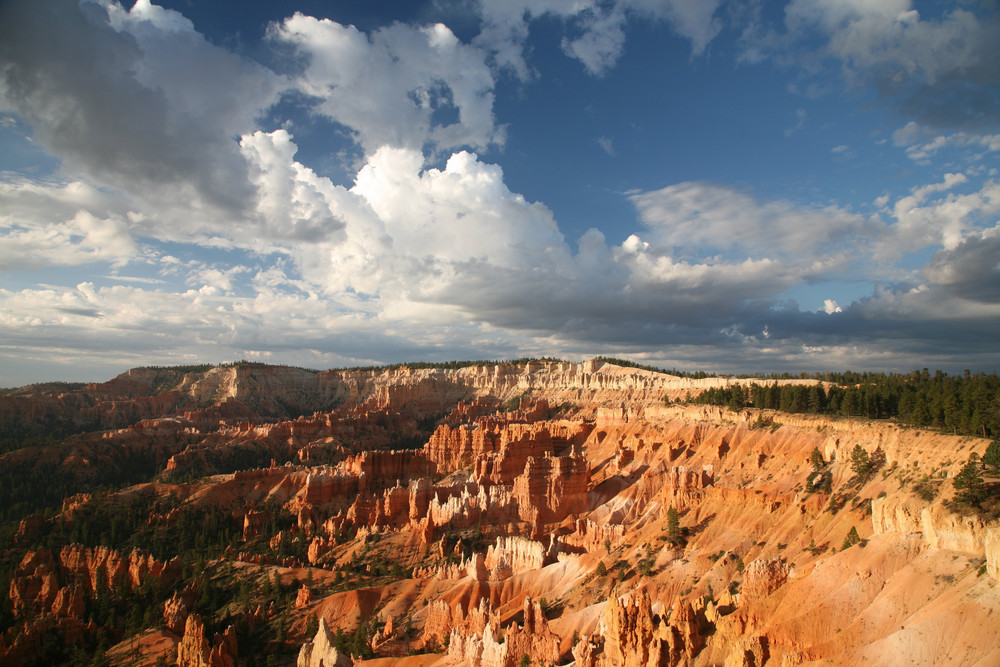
xmin=600 ymin=590 xmax=705 ymax=667
xmin=298 ymin=618 xmax=352 ymax=667
xmin=447 ymin=597 xmax=558 ymax=667
xmin=724 ymin=636 xmax=769 ymax=667
xmin=10 ymin=545 xmax=180 ymax=617
xmin=295 ymin=584 xmax=313 ymax=609
xmin=740 ymin=558 xmax=790 ymax=604
xmin=8 ymin=549 xmax=58 ymax=615
xmin=484 ymin=536 xmax=557 ymax=577
xmin=986 ymin=529 xmax=1000 ymax=579
xmin=872 ymin=495 xmax=1000 ymax=560
xmin=49 ymin=584 xmax=84 ymax=619
xmin=563 ymin=518 xmax=625 ymax=553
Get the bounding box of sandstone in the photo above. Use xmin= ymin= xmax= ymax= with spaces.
xmin=50 ymin=584 xmax=85 ymax=619
xmin=163 ymin=591 xmax=191 ymax=635
xmin=484 ymin=536 xmax=556 ymax=577
xmin=177 ymin=613 xmax=237 ymax=667
xmin=5 ymin=360 xmax=1000 ymax=667
xmin=296 ymin=584 xmax=313 ymax=609
xmin=298 ymin=618 xmax=352 ymax=667
xmin=741 ymin=558 xmax=790 ymax=604
xmin=512 ymin=450 xmax=589 ymax=525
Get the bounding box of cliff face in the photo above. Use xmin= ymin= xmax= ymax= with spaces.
xmin=3 ymin=360 xmax=998 ymax=667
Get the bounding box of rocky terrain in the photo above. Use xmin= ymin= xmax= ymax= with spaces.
xmin=1 ymin=359 xmax=997 ymax=666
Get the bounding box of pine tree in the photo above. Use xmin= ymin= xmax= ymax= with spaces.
xmin=842 ymin=526 xmax=861 ymax=549
xmin=810 ymin=448 xmax=825 ymax=471
xmin=983 ymin=440 xmax=1000 ymax=470
xmin=850 ymin=445 xmax=871 ymax=479
xmin=954 ymin=454 xmax=987 ymax=506
xmin=667 ymin=507 xmax=680 ymax=543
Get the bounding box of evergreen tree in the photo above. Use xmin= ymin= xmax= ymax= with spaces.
xmin=842 ymin=526 xmax=861 ymax=549
xmin=850 ymin=445 xmax=871 ymax=479
xmin=667 ymin=507 xmax=680 ymax=543
xmin=984 ymin=440 xmax=1000 ymax=470
xmin=953 ymin=454 xmax=987 ymax=507
xmin=810 ymin=448 xmax=825 ymax=471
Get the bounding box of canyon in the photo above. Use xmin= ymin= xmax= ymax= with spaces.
xmin=0 ymin=360 xmax=997 ymax=666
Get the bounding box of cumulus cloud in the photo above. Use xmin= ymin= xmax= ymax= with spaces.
xmin=240 ymin=129 xmax=349 ymax=244
xmin=272 ymin=15 xmax=501 ymax=155
xmin=0 ymin=178 xmax=137 ymax=269
xmin=922 ymin=226 xmax=1000 ymax=303
xmin=0 ymin=0 xmax=284 ymax=218
xmin=883 ymin=175 xmax=1000 ymax=256
xmin=1 ymin=1 xmax=998 ymax=384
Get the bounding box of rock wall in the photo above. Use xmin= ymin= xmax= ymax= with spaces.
xmin=512 ymin=451 xmax=590 ymax=524
xmin=9 ymin=545 xmax=181 ymax=615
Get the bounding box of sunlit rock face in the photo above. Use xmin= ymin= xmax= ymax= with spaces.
xmin=2 ymin=360 xmax=998 ymax=666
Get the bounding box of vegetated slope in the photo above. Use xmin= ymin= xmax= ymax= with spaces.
xmin=1 ymin=360 xmax=997 ymax=667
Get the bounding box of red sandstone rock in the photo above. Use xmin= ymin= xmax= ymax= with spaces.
xmin=512 ymin=450 xmax=589 ymax=524
xmin=50 ymin=584 xmax=85 ymax=619
xmin=177 ymin=613 xmax=237 ymax=667
xmin=295 ymin=584 xmax=313 ymax=609
xmin=163 ymin=591 xmax=191 ymax=635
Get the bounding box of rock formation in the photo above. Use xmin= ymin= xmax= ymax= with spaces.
xmin=298 ymin=618 xmax=352 ymax=667
xmin=3 ymin=360 xmax=999 ymax=667
xmin=176 ymin=614 xmax=237 ymax=667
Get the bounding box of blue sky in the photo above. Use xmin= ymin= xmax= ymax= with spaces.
xmin=0 ymin=0 xmax=998 ymax=385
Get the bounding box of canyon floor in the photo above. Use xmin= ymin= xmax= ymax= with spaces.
xmin=1 ymin=360 xmax=998 ymax=667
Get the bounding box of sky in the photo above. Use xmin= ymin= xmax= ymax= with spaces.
xmin=0 ymin=0 xmax=999 ymax=385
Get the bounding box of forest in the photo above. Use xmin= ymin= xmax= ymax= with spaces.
xmin=685 ymin=369 xmax=1000 ymax=438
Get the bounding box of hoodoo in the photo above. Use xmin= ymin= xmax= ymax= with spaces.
xmin=1 ymin=360 xmax=998 ymax=666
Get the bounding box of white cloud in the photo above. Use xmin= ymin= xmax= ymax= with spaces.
xmin=271 ymin=15 xmax=501 ymax=156
xmin=597 ymin=136 xmax=615 ymax=156
xmin=629 ymin=181 xmax=876 ymax=259
xmin=885 ymin=175 xmax=1000 ymax=255
xmin=0 ymin=178 xmax=137 ymax=269
xmin=474 ymin=0 xmax=723 ymax=79
xmin=240 ymin=129 xmax=348 ymax=243
xmin=561 ymin=7 xmax=627 ymax=77
xmin=0 ymin=1 xmax=998 ymax=384
xmin=892 ymin=121 xmax=1000 ymax=162
xmin=0 ymin=210 xmax=135 ymax=270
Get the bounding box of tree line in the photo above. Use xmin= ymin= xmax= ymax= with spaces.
xmin=685 ymin=369 xmax=1000 ymax=438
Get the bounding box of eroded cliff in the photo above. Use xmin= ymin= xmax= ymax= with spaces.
xmin=1 ymin=360 xmax=997 ymax=667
